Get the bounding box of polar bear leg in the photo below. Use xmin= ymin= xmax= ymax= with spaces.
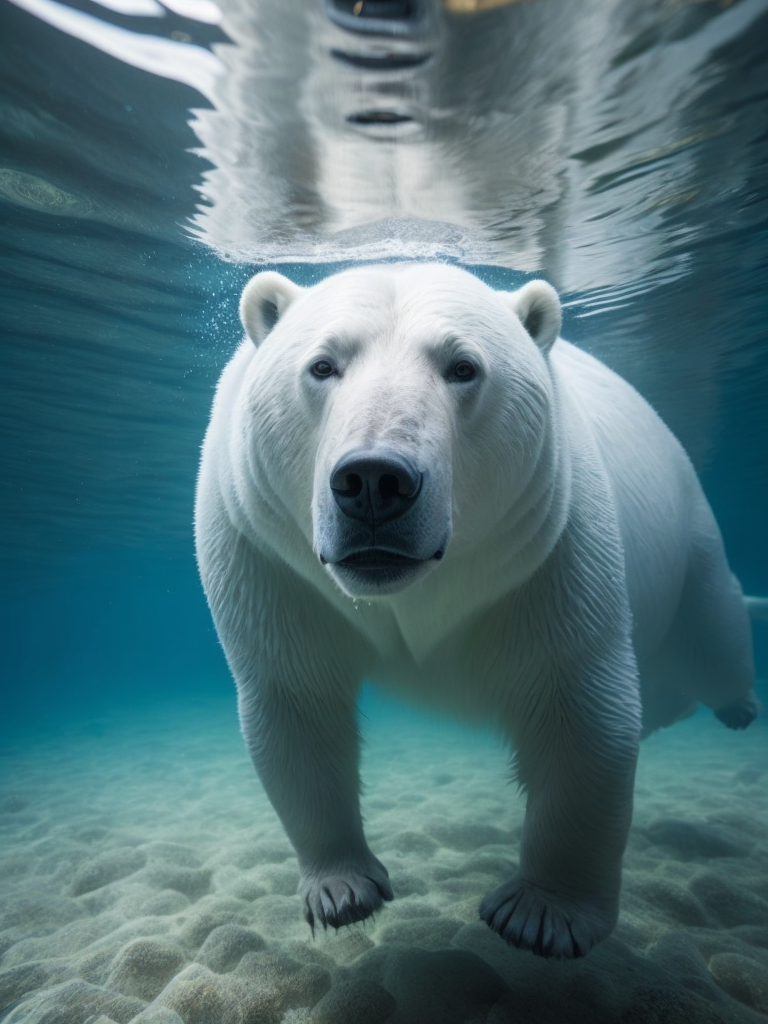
xmin=198 ymin=519 xmax=393 ymax=933
xmin=238 ymin=686 xmax=393 ymax=932
xmin=663 ymin=524 xmax=754 ymax=723
xmin=638 ymin=495 xmax=756 ymax=733
xmin=481 ymin=687 xmax=639 ymax=958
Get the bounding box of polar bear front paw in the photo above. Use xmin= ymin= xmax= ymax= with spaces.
xmin=479 ymin=876 xmax=614 ymax=959
xmin=714 ymin=691 xmax=759 ymax=730
xmin=300 ymin=859 xmax=394 ymax=933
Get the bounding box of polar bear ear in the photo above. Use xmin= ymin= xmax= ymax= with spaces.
xmin=239 ymin=271 xmax=305 ymax=345
xmin=506 ymin=280 xmax=562 ymax=355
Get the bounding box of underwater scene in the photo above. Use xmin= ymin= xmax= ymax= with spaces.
xmin=1 ymin=0 xmax=768 ymax=1022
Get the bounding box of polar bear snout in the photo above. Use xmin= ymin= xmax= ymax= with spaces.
xmin=330 ymin=448 xmax=422 ymax=525
xmin=316 ymin=444 xmax=451 ymax=597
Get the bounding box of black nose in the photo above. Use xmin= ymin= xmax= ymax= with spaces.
xmin=331 ymin=449 xmax=422 ymax=524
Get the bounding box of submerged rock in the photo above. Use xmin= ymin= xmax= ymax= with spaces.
xmin=195 ymin=924 xmax=266 ymax=973
xmin=310 ymin=977 xmax=396 ymax=1024
xmin=107 ymin=937 xmax=187 ymax=1001
xmin=645 ymin=819 xmax=746 ymax=860
xmin=709 ymin=953 xmax=768 ymax=1013
xmin=3 ymin=979 xmax=144 ymax=1024
xmin=70 ymin=849 xmax=146 ymax=897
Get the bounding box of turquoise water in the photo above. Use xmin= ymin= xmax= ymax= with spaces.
xmin=1 ymin=1 xmax=767 ymax=1022
xmin=1 ymin=0 xmax=767 ymax=726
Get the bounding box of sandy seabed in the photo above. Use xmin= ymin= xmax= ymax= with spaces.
xmin=1 ymin=694 xmax=767 ymax=1024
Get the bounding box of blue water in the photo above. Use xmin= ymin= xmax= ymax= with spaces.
xmin=1 ymin=0 xmax=767 ymax=731
xmin=1 ymin=1 xmax=767 ymax=1021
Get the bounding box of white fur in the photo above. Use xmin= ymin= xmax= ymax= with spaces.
xmin=195 ymin=264 xmax=756 ymax=958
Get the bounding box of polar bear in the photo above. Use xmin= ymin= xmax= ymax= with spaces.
xmin=195 ymin=264 xmax=757 ymax=959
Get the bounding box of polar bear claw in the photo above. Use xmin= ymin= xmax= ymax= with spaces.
xmin=480 ymin=877 xmax=613 ymax=959
xmin=714 ymin=693 xmax=760 ymax=730
xmin=301 ymin=863 xmax=393 ymax=932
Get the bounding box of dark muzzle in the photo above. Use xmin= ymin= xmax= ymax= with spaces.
xmin=330 ymin=448 xmax=422 ymax=524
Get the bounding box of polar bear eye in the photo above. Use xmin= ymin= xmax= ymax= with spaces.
xmin=310 ymin=359 xmax=337 ymax=379
xmin=449 ymin=359 xmax=477 ymax=382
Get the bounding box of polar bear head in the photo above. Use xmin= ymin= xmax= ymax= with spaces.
xmin=238 ymin=264 xmax=561 ymax=598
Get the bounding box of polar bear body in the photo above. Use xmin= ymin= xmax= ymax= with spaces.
xmin=195 ymin=264 xmax=755 ymax=958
